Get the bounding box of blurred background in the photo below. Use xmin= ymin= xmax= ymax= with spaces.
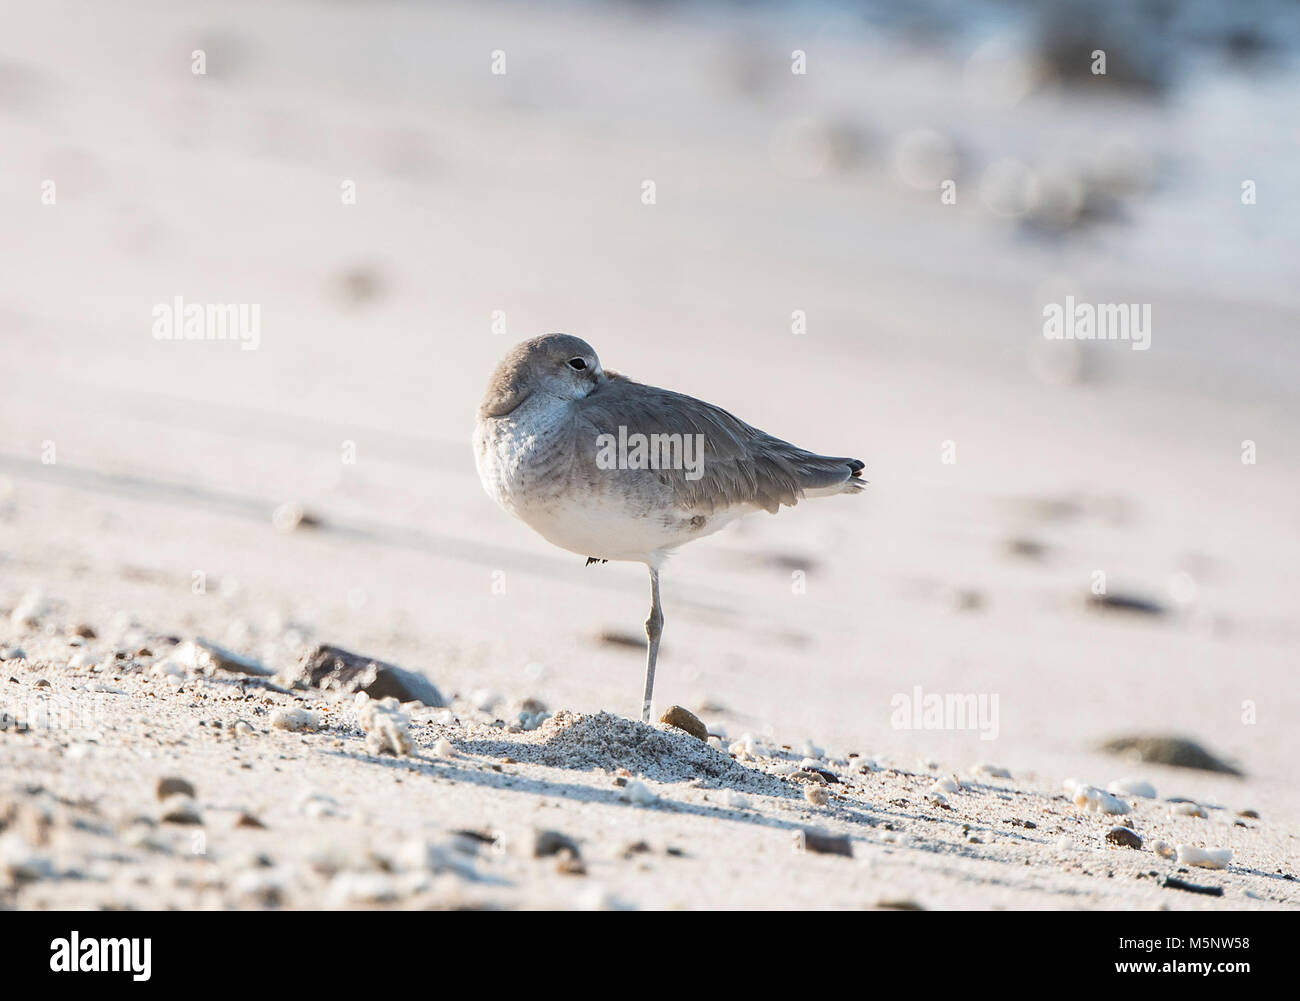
xmin=1 ymin=0 xmax=1297 ymax=802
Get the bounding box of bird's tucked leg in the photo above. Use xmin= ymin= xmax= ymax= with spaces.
xmin=641 ymin=566 xmax=663 ymax=723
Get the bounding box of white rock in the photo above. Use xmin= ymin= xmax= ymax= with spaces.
xmin=1170 ymin=802 xmax=1208 ymax=819
xmin=621 ymin=780 xmax=658 ymax=807
xmin=1176 ymin=845 xmax=1231 ymax=870
xmin=1108 ymin=778 xmax=1157 ymax=799
xmin=356 ymin=695 xmax=412 ymax=756
xmin=726 ymin=791 xmax=750 ymax=810
xmin=433 ymin=737 xmax=456 ymax=758
xmin=932 ymin=776 xmax=961 ymax=793
xmin=804 ymin=785 xmax=828 ymax=807
xmin=270 ymin=707 xmax=321 ymax=732
xmin=10 ymin=589 xmax=46 ymax=627
xmin=298 ymin=791 xmax=341 ymax=819
xmin=151 ymin=659 xmax=186 ymax=679
xmin=972 ymin=763 xmax=1011 ymax=779
xmin=1072 ymin=785 xmax=1131 ymax=815
xmin=327 ymin=871 xmax=401 ymax=905
xmin=1152 ymin=841 xmax=1177 ymax=859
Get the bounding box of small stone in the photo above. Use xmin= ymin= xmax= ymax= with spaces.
xmin=1106 ymin=827 xmax=1143 ymax=849
xmin=1072 ymin=785 xmax=1131 ymax=815
xmin=33 ymin=679 xmax=50 ymax=689
xmin=534 ymin=829 xmax=581 ymax=859
xmin=73 ymin=624 xmax=96 ymax=639
xmin=621 ymin=780 xmax=658 ymax=807
xmin=659 ymin=705 xmax=708 ymax=741
xmin=356 ymin=695 xmax=413 ymax=756
xmin=1100 ymin=735 xmax=1242 ymax=776
xmin=1152 ymin=841 xmax=1177 ymax=859
xmin=192 ymin=638 xmax=274 ymax=677
xmin=291 ymin=644 xmax=444 ymax=707
xmin=159 ymin=796 xmax=202 ymax=825
xmin=1176 ymin=844 xmax=1231 ymax=869
xmin=1170 ymin=802 xmax=1208 ymax=819
xmin=155 ymin=776 xmax=196 ymax=801
xmin=1108 ymin=777 xmax=1157 ymax=799
xmin=1238 ymin=808 xmax=1260 ymax=819
xmin=796 ymin=828 xmax=852 ymax=857
xmin=804 ymin=785 xmax=829 ymax=807
xmin=270 ymin=707 xmax=321 ymax=732
xmin=1159 ymin=876 xmax=1224 ymax=897
xmin=234 ymin=813 xmax=266 ymax=829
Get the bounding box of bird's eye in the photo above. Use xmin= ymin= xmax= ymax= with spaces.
xmin=568 ymin=357 xmax=587 ymax=371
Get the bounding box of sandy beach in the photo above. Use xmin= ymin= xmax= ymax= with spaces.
xmin=1 ymin=0 xmax=1298 ymax=911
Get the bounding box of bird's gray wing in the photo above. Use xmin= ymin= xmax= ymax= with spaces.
xmin=573 ymin=373 xmax=864 ymax=514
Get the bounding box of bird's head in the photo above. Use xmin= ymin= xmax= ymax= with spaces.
xmin=479 ymin=333 xmax=604 ymax=418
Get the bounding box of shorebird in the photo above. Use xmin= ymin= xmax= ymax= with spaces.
xmin=474 ymin=334 xmax=865 ymax=723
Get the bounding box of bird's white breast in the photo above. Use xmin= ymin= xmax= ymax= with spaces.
xmin=474 ymin=395 xmax=741 ymax=563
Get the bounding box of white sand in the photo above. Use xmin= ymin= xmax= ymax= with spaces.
xmin=1 ymin=0 xmax=1297 ymax=909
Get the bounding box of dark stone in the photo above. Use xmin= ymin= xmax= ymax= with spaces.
xmin=533 ymin=829 xmax=581 ymax=859
xmin=659 ymin=705 xmax=708 ymax=742
xmin=155 ymin=777 xmax=196 ymax=801
xmin=290 ymin=644 xmax=444 ymax=707
xmin=1159 ymin=876 xmax=1224 ymax=897
xmin=1100 ymin=735 xmax=1243 ymax=776
xmin=194 ymin=638 xmax=274 ymax=677
xmin=1106 ymin=826 xmax=1143 ymax=849
xmin=797 ymin=828 xmax=852 ymax=858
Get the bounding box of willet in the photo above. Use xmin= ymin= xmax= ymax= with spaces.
xmin=474 ymin=333 xmax=865 ymax=723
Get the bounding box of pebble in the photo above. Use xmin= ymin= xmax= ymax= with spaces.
xmin=1160 ymin=876 xmax=1223 ymax=897
xmin=931 ymin=776 xmax=961 ymax=794
xmin=658 ymin=705 xmax=708 ymax=742
xmin=1152 ymin=840 xmax=1177 ymax=859
xmin=795 ymin=828 xmax=852 ymax=857
xmin=621 ymin=780 xmax=658 ymax=807
xmin=155 ymin=777 xmax=196 ymax=800
xmin=9 ymin=589 xmax=46 ymax=628
xmin=192 ymin=638 xmax=274 ymax=677
xmin=726 ymin=791 xmax=750 ymax=810
xmin=1071 ymin=785 xmax=1131 ymax=815
xmin=233 ymin=721 xmax=255 ymax=738
xmin=1176 ymin=845 xmax=1231 ymax=870
xmin=533 ymin=829 xmax=581 ymax=859
xmin=433 ymin=737 xmax=456 ymax=758
xmin=1238 ymin=809 xmax=1260 ymax=819
xmin=1107 ymin=778 xmax=1156 ymax=799
xmin=158 ymin=795 xmax=202 ymax=825
xmin=1170 ymin=802 xmax=1208 ymax=819
xmin=234 ymin=813 xmax=266 ymax=829
xmin=270 ymin=707 xmax=321 ymax=732
xmin=1105 ymin=827 xmax=1143 ymax=849
xmin=972 ymin=763 xmax=1011 ymax=779
xmin=1100 ymin=735 xmax=1242 ymax=776
xmin=804 ymin=785 xmax=829 ymax=807
xmin=355 ymin=694 xmax=412 ymax=756
xmin=292 ymin=644 xmax=444 ymax=707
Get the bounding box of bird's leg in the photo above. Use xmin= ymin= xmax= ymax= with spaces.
xmin=641 ymin=566 xmax=663 ymax=723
